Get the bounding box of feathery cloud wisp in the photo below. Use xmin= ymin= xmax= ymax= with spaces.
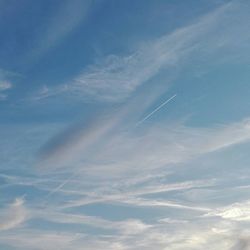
xmin=26 ymin=0 xmax=93 ymax=63
xmin=0 ymin=198 xmax=27 ymax=231
xmin=0 ymin=70 xmax=12 ymax=100
xmin=34 ymin=2 xmax=241 ymax=103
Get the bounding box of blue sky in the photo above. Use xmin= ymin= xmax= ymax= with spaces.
xmin=1 ymin=0 xmax=250 ymax=249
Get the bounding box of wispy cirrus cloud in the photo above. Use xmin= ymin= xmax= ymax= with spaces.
xmin=33 ymin=1 xmax=250 ymax=103
xmin=0 ymin=81 xmax=12 ymax=100
xmin=37 ymin=115 xmax=250 ymax=176
xmin=206 ymin=200 xmax=250 ymax=221
xmin=2 ymin=2 xmax=250 ymax=249
xmin=34 ymin=115 xmax=250 ymax=223
xmin=0 ymin=81 xmax=12 ymax=91
xmin=35 ymin=209 xmax=152 ymax=235
xmin=0 ymin=69 xmax=13 ymax=100
xmin=0 ymin=230 xmax=83 ymax=250
xmin=1 ymin=180 xmax=249 ymax=250
xmin=0 ymin=198 xmax=27 ymax=231
xmin=0 ymin=214 xmax=239 ymax=250
xmin=26 ymin=0 xmax=93 ymax=63
xmin=58 ymin=178 xmax=215 ymax=210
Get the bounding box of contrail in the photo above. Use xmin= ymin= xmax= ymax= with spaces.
xmin=43 ymin=94 xmax=177 ymax=204
xmin=136 ymin=94 xmax=177 ymax=126
xmin=42 ymin=170 xmax=82 ymax=207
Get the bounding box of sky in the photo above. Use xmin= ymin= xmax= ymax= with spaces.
xmin=1 ymin=0 xmax=250 ymax=249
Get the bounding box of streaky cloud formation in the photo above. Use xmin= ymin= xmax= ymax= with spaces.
xmin=1 ymin=0 xmax=250 ymax=249
xmin=206 ymin=200 xmax=250 ymax=221
xmin=38 ymin=115 xmax=250 ymax=175
xmin=33 ymin=0 xmax=250 ymax=105
xmin=34 ymin=2 xmax=238 ymax=103
xmin=25 ymin=0 xmax=94 ymax=64
xmin=0 ymin=198 xmax=27 ymax=231
xmin=0 ymin=69 xmax=13 ymax=100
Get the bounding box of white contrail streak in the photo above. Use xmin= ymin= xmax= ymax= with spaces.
xmin=43 ymin=94 xmax=177 ymax=204
xmin=42 ymin=170 xmax=82 ymax=207
xmin=136 ymin=94 xmax=177 ymax=126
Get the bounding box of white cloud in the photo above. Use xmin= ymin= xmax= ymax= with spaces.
xmin=0 ymin=81 xmax=12 ymax=91
xmin=0 ymin=198 xmax=27 ymax=231
xmin=206 ymin=200 xmax=250 ymax=221
xmin=59 ymin=178 xmax=215 ymax=210
xmin=0 ymin=195 xmax=248 ymax=250
xmin=116 ymin=197 xmax=210 ymax=212
xmin=38 ymin=116 xmax=250 ymax=177
xmin=2 ymin=2 xmax=250 ymax=249
xmin=0 ymin=201 xmax=234 ymax=250
xmin=0 ymin=223 xmax=241 ymax=250
xmin=35 ymin=209 xmax=151 ymax=235
xmin=34 ymin=1 xmax=250 ymax=104
xmin=34 ymin=2 xmax=239 ymax=103
xmin=0 ymin=230 xmax=83 ymax=250
xmin=34 ymin=116 xmax=250 ymax=219
xmin=0 ymin=78 xmax=12 ymax=100
xmin=0 ymin=68 xmax=21 ymax=100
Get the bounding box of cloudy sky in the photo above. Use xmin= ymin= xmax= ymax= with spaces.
xmin=1 ymin=0 xmax=250 ymax=249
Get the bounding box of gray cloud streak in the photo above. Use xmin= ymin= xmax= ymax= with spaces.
xmin=231 ymin=238 xmax=250 ymax=250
